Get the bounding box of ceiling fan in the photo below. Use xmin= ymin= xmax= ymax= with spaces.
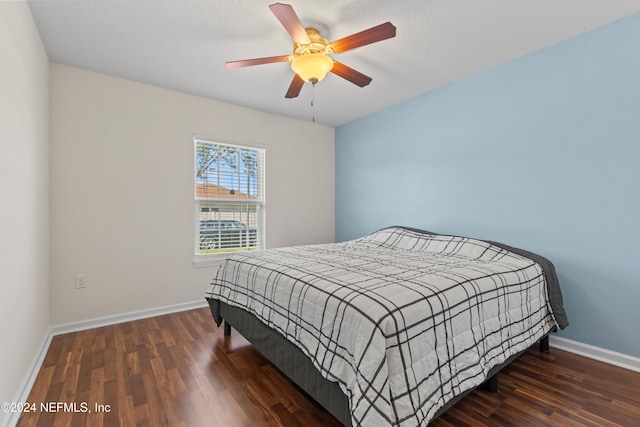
xmin=226 ymin=3 xmax=396 ymax=99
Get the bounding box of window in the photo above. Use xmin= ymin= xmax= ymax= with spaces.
xmin=194 ymin=139 xmax=265 ymax=258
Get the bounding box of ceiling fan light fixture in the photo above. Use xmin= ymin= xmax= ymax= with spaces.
xmin=226 ymin=4 xmax=396 ymax=99
xmin=291 ymin=53 xmax=334 ymax=84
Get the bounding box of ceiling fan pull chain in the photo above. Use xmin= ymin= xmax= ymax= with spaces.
xmin=311 ymin=83 xmax=316 ymax=123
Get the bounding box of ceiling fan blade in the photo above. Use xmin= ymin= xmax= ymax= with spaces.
xmin=285 ymin=74 xmax=305 ymax=98
xmin=269 ymin=3 xmax=311 ymax=44
xmin=331 ymin=22 xmax=396 ymax=53
xmin=225 ymin=55 xmax=290 ymax=68
xmin=331 ymin=61 xmax=372 ymax=87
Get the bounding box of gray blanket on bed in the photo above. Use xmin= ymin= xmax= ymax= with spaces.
xmin=400 ymin=226 xmax=568 ymax=330
xmin=206 ymin=226 xmax=567 ymax=426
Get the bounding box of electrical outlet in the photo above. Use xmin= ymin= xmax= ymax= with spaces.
xmin=75 ymin=274 xmax=88 ymax=289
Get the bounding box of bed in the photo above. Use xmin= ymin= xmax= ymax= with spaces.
xmin=205 ymin=226 xmax=568 ymax=426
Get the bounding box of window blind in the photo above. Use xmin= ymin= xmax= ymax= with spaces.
xmin=195 ymin=139 xmax=265 ymax=255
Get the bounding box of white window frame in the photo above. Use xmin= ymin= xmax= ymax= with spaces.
xmin=193 ymin=138 xmax=265 ymax=267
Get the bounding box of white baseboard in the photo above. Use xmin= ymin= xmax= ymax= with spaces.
xmin=49 ymin=299 xmax=208 ymax=336
xmin=550 ymin=335 xmax=640 ymax=373
xmin=1 ymin=300 xmax=208 ymax=427
xmin=1 ymin=331 xmax=52 ymax=427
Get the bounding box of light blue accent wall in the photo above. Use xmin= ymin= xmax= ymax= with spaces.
xmin=335 ymin=13 xmax=640 ymax=357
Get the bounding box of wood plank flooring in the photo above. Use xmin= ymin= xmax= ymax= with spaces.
xmin=18 ymin=307 xmax=640 ymax=426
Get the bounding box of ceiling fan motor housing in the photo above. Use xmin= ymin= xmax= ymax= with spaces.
xmin=290 ymin=28 xmax=334 ymax=84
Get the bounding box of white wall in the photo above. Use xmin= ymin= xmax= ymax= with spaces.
xmin=0 ymin=2 xmax=50 ymax=423
xmin=50 ymin=63 xmax=335 ymax=325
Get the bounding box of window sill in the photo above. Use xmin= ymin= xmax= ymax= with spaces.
xmin=192 ymin=255 xmax=227 ymax=269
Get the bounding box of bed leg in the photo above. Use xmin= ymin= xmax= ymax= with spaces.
xmin=540 ymin=335 xmax=550 ymax=352
xmin=224 ymin=321 xmax=231 ymax=336
xmin=483 ymin=374 xmax=498 ymax=393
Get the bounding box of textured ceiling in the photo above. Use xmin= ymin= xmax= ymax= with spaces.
xmin=28 ymin=0 xmax=640 ymax=127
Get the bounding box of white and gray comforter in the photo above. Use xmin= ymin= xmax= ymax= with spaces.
xmin=206 ymin=226 xmax=566 ymax=426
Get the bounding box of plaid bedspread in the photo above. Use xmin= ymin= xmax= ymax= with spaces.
xmin=205 ymin=226 xmax=563 ymax=426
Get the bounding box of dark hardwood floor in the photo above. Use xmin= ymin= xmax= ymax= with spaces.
xmin=18 ymin=307 xmax=640 ymax=426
